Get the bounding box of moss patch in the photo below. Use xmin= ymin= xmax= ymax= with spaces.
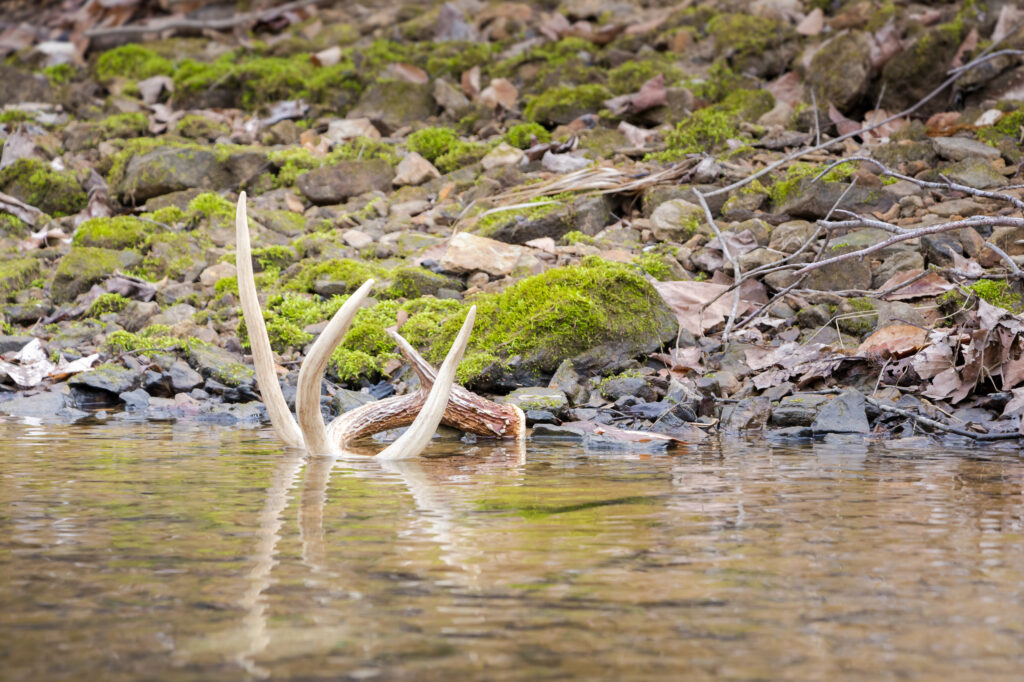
xmin=73 ymin=216 xmax=156 ymax=250
xmin=504 ymin=122 xmax=551 ymax=149
xmin=0 ymin=159 xmax=87 ymax=217
xmin=95 ymin=44 xmax=174 ymax=82
xmin=524 ymin=84 xmax=611 ymax=125
xmin=0 ymin=258 xmax=41 ymax=300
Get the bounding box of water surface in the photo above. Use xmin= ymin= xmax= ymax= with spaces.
xmin=1 ymin=420 xmax=1022 ymax=680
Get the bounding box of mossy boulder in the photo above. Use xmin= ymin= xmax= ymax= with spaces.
xmin=0 ymin=159 xmax=87 ymax=216
xmin=877 ymin=25 xmax=963 ymax=115
xmin=0 ymin=65 xmax=56 ymax=105
xmin=72 ymin=216 xmax=156 ymax=250
xmin=52 ymin=246 xmax=141 ymax=303
xmin=387 ymin=266 xmax=463 ymax=299
xmin=0 ymin=257 xmax=42 ymax=301
xmin=186 ymin=343 xmax=254 ymax=387
xmin=524 ymin=84 xmax=611 ymax=125
xmin=424 ymin=258 xmax=678 ymax=387
xmin=116 ymin=147 xmax=233 ymax=204
xmin=62 ymin=112 xmax=149 ymax=152
xmin=707 ymin=13 xmax=796 ymax=78
xmin=349 ymin=80 xmax=436 ymax=134
xmin=68 ymin=363 xmax=140 ymax=395
xmin=808 ymin=31 xmax=872 ymax=114
xmin=296 ymin=159 xmax=394 ymax=205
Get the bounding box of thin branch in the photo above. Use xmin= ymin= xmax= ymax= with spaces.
xmin=693 ymin=187 xmax=742 ymax=342
xmin=983 ymin=240 xmax=1024 ymax=278
xmin=864 ymin=395 xmax=1022 ymax=441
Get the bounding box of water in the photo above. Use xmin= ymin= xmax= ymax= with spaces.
xmin=1 ymin=420 xmax=1022 ymax=681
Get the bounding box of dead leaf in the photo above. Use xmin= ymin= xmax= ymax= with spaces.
xmin=383 ymin=63 xmax=429 ymax=84
xmin=796 ymin=8 xmax=824 ymax=35
xmin=0 ymin=124 xmax=44 ymax=170
xmin=951 ymin=26 xmax=979 ymax=70
xmin=868 ymin=18 xmax=903 ymax=69
xmin=310 ymin=45 xmax=342 ymax=68
xmin=857 ymin=324 xmax=928 ymax=359
xmin=603 ymin=74 xmax=667 ymax=116
xmin=48 ymin=353 xmax=100 ymax=382
xmin=878 ymin=269 xmax=953 ymax=300
xmin=0 ymin=338 xmax=55 ymax=388
xmin=617 ymin=120 xmax=656 ymax=147
xmin=461 ymin=66 xmax=480 ymax=99
xmin=478 ymin=77 xmax=518 ymax=110
xmin=137 ymin=75 xmax=172 ymax=105
xmin=261 ymin=100 xmax=309 ymax=127
xmin=0 ymin=190 xmax=45 ymax=225
xmin=828 ymin=102 xmax=860 ymax=136
xmin=653 ymin=281 xmax=752 ymax=334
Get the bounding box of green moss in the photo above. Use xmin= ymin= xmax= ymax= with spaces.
xmin=43 ymin=63 xmax=74 ymax=86
xmin=95 ymin=44 xmax=174 ymax=82
xmin=73 ymin=216 xmax=155 ymax=250
xmin=968 ymin=279 xmax=1022 ymax=311
xmin=406 ymin=127 xmax=460 ymax=162
xmin=686 ymin=60 xmax=746 ymax=103
xmin=214 ymin=276 xmax=238 ymax=296
xmin=285 ymin=258 xmax=384 ymax=294
xmin=524 ymin=84 xmax=612 ymax=125
xmin=142 ymin=205 xmax=187 ymax=226
xmin=504 ymin=122 xmax=551 ymax=149
xmin=426 ymin=257 xmax=674 ymax=383
xmin=634 ymin=252 xmax=673 ymax=281
xmin=187 ymin=192 xmax=234 ymax=222
xmin=0 ymin=110 xmax=32 ymax=124
xmin=562 ymin=230 xmax=595 ymax=246
xmin=837 ymin=297 xmax=878 ymax=336
xmin=173 ymin=114 xmax=230 ymax=140
xmin=647 ymin=88 xmax=772 ymax=162
xmin=0 ymin=159 xmax=87 ymax=217
xmin=0 ymin=257 xmax=41 ymax=299
xmin=101 ymin=112 xmax=148 ymax=137
xmin=87 ymin=293 xmax=130 ymax=317
xmin=607 ymin=57 xmax=683 ymax=95
xmin=173 ymin=51 xmax=358 ymax=108
xmin=769 ymin=161 xmax=855 ymax=206
xmin=978 ymin=109 xmax=1024 ymax=146
xmin=104 ymin=326 xmax=185 ymax=353
xmin=0 ymin=213 xmax=32 ymax=237
xmin=251 ymin=245 xmax=295 ymax=270
xmin=268 ymin=138 xmax=399 ymax=188
xmin=707 ymin=13 xmax=788 ymax=74
xmin=476 ymin=195 xmax=567 ymax=236
xmin=386 ymin=266 xmax=456 ymax=299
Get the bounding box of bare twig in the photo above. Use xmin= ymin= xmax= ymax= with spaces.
xmin=982 ymin=240 xmax=1024 ymax=278
xmin=692 ymin=188 xmax=742 ymax=342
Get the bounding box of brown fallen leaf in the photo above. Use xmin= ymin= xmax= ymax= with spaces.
xmin=653 ymin=281 xmax=753 ymax=335
xmin=603 ymin=74 xmax=667 ymax=116
xmin=828 ymin=102 xmax=860 ymax=136
xmin=461 ymin=66 xmax=480 ymax=99
xmin=383 ymin=62 xmax=429 ymax=84
xmin=878 ymin=269 xmax=953 ymax=300
xmin=857 ymin=324 xmax=929 ymax=359
xmin=478 ymin=77 xmax=518 ymax=110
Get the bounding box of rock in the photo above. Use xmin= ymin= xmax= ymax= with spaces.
xmin=296 ymin=159 xmax=394 ymax=204
xmin=348 ymin=81 xmax=435 ymax=134
xmin=0 ymin=66 xmax=56 ymax=104
xmin=807 ymin=31 xmax=872 ymax=113
xmin=481 ymin=142 xmax=524 ymax=170
xmin=168 ymin=359 xmax=204 ymax=392
xmin=186 ymin=344 xmax=254 ymax=387
xmin=0 ymin=386 xmax=88 ymax=422
xmin=388 ymin=265 xmax=463 ymax=298
xmin=199 ymin=262 xmax=236 ymax=289
xmin=117 ymin=147 xmax=233 ymax=203
xmin=738 ymin=247 xmax=785 ymax=270
xmin=599 ymin=376 xmax=656 ymax=402
xmin=478 ymin=78 xmax=518 ymax=110
xmin=775 ymin=178 xmax=894 ymax=219
xmin=432 ymin=79 xmax=470 ymax=117
xmin=150 ymin=303 xmax=196 ymax=327
xmin=932 ymin=136 xmax=1003 ymax=162
xmin=342 ymin=229 xmax=374 ymax=249
xmin=530 ymin=423 xmax=587 ymax=440
xmin=722 ymin=396 xmax=771 ymax=431
xmin=524 ymin=409 xmax=558 ymax=424
xmin=503 ymin=386 xmax=569 ymax=416
xmin=920 ymin=234 xmax=962 ymax=267
xmin=548 ymin=359 xmax=588 ymax=405
xmin=325 ymin=117 xmax=380 ymax=143
xmin=393 ymin=152 xmax=440 ymax=186
xmin=0 ymin=335 xmax=33 ymax=353
xmin=478 ymin=195 xmax=609 ymax=244
xmin=332 ymin=388 xmax=376 ymax=415
xmin=771 ymin=393 xmax=832 ymax=427
xmin=119 ymin=300 xmax=160 ymax=332
xmin=810 ymin=389 xmax=869 ymax=434
xmin=942 ymin=158 xmax=1007 ymax=189
xmin=872 ymin=250 xmax=924 ymax=288
xmin=649 ymin=199 xmax=704 ymax=242
xmin=51 ymin=247 xmax=141 ymax=304
xmin=768 ymin=220 xmax=816 ymax=253
xmin=440 ymin=231 xmax=528 ymax=276
xmin=68 ymin=363 xmax=139 ymax=395
xmin=119 ymin=388 xmax=151 ymax=412
xmin=877 ymin=26 xmax=962 ymax=115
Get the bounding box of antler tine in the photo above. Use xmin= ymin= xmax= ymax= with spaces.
xmin=236 ymin=191 xmax=304 ymax=448
xmin=295 ymin=279 xmax=374 ymax=455
xmin=376 ymin=306 xmax=477 ymax=460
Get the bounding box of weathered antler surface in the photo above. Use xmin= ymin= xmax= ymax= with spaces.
xmin=235 ymin=192 xmax=525 ymax=459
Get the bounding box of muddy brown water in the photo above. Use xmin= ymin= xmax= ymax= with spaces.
xmin=1 ymin=420 xmax=1022 ymax=681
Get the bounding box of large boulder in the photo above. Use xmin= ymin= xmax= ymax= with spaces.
xmin=807 ymin=31 xmax=872 ymax=113
xmin=296 ymin=159 xmax=394 ymax=205
xmin=52 ymin=247 xmax=141 ymax=303
xmin=117 ymin=147 xmax=233 ymax=203
xmin=348 ymin=81 xmax=436 ymax=134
